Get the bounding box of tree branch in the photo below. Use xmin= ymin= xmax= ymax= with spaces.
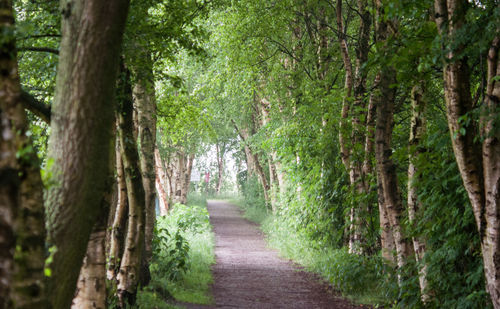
xmin=17 ymin=34 xmax=61 ymax=40
xmin=20 ymin=90 xmax=51 ymax=123
xmin=18 ymin=46 xmax=59 ymax=55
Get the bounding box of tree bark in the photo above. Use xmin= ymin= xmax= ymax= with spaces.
xmin=107 ymin=137 xmax=128 ymax=281
xmin=243 ymin=144 xmax=256 ymax=176
xmin=336 ymin=0 xmax=353 ymax=170
xmin=482 ymin=34 xmax=500 ymax=309
xmin=377 ymin=171 xmax=396 ymax=264
xmin=0 ymin=1 xmax=22 ymax=306
xmin=407 ymin=84 xmax=430 ymax=301
xmin=434 ymin=1 xmax=500 ymax=306
xmin=131 ymin=49 xmax=156 ymax=287
xmin=0 ymin=2 xmax=48 ymax=307
xmin=181 ymin=154 xmax=195 ymax=204
xmin=72 ymin=154 xmax=114 ymax=309
xmin=44 ymin=1 xmax=130 ymax=308
xmin=374 ymin=0 xmax=413 ymax=271
xmin=172 ymin=151 xmax=186 ymax=204
xmin=215 ymin=143 xmax=225 ymax=195
xmin=336 ymin=0 xmax=372 ymax=254
xmin=116 ymin=66 xmax=146 ymax=307
xmin=73 ymin=122 xmax=116 ymax=308
xmin=235 ymin=124 xmax=270 ymax=204
xmin=155 ymin=147 xmax=169 ymax=215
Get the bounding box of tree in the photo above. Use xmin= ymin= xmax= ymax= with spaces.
xmin=115 ymin=65 xmax=146 ymax=306
xmin=434 ymin=0 xmax=500 ymax=306
xmin=44 ymin=1 xmax=130 ymax=307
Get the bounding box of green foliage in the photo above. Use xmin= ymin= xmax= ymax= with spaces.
xmin=239 ymin=175 xmax=266 ymax=216
xmin=151 ymin=203 xmax=210 ymax=281
xmin=403 ymin=122 xmax=492 ymax=309
xmin=152 ymin=224 xmax=190 ymax=282
xmin=137 ymin=198 xmax=215 ymax=307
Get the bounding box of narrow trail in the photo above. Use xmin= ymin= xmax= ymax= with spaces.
xmin=201 ymin=200 xmax=365 ymax=309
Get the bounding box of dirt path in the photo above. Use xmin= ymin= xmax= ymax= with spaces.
xmin=202 ymin=200 xmax=365 ymax=309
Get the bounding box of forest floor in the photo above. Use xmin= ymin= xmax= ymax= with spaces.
xmin=180 ymin=200 xmax=367 ymax=308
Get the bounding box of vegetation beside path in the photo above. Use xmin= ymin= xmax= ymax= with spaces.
xmin=230 ymin=197 xmax=393 ymax=307
xmin=134 ymin=195 xmax=215 ymax=309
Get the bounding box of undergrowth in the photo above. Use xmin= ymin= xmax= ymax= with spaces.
xmin=135 ymin=194 xmax=215 ymax=308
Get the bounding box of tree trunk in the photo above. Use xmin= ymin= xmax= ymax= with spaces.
xmin=131 ymin=50 xmax=156 ymax=287
xmin=0 ymin=1 xmax=22 ymax=306
xmin=72 ymin=162 xmax=114 ymax=309
xmin=272 ymin=152 xmax=285 ymax=195
xmin=172 ymin=151 xmax=186 ymax=204
xmin=374 ymin=0 xmax=412 ymax=271
xmin=481 ymin=34 xmax=500 ymax=309
xmin=434 ymin=1 xmax=500 ymax=306
xmin=336 ymin=0 xmax=372 ymax=254
xmin=243 ymin=144 xmax=256 ymax=175
xmin=165 ymin=155 xmax=174 ymax=200
xmin=107 ymin=138 xmax=128 ymax=281
xmin=43 ymin=1 xmax=130 ymax=307
xmin=116 ymin=66 xmax=146 ymax=307
xmin=234 ymin=123 xmax=270 ymax=204
xmin=155 ymin=147 xmax=169 ymax=215
xmin=181 ymin=154 xmax=195 ymax=204
xmin=336 ymin=0 xmax=353 ymax=170
xmin=72 ymin=113 xmax=116 ymax=308
xmin=259 ymin=98 xmax=280 ymax=210
xmin=377 ymin=171 xmax=396 ymax=264
xmin=215 ymin=143 xmax=224 ymax=195
xmin=407 ymin=84 xmax=430 ymax=301
xmin=0 ymin=2 xmax=48 ymax=307
xmin=268 ymin=157 xmax=279 ymax=213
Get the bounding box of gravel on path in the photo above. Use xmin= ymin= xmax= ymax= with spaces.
xmin=184 ymin=200 xmax=367 ymax=309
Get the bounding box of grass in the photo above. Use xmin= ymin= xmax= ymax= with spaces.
xmin=165 ymin=229 xmax=214 ymax=304
xmin=135 ymin=193 xmax=216 ymax=308
xmin=228 ymin=196 xmax=269 ymax=224
xmin=229 ymin=197 xmax=394 ymax=307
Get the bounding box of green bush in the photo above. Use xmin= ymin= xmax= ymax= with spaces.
xmin=136 ymin=199 xmax=215 ymax=307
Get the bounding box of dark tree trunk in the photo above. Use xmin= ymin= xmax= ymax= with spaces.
xmin=44 ymin=1 xmax=130 ymax=308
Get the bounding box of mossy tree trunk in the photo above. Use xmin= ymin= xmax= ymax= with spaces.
xmin=43 ymin=1 xmax=130 ymax=308
xmin=108 ymin=137 xmax=129 ymax=281
xmin=130 ymin=48 xmax=156 ymax=287
xmin=116 ymin=66 xmax=146 ymax=307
